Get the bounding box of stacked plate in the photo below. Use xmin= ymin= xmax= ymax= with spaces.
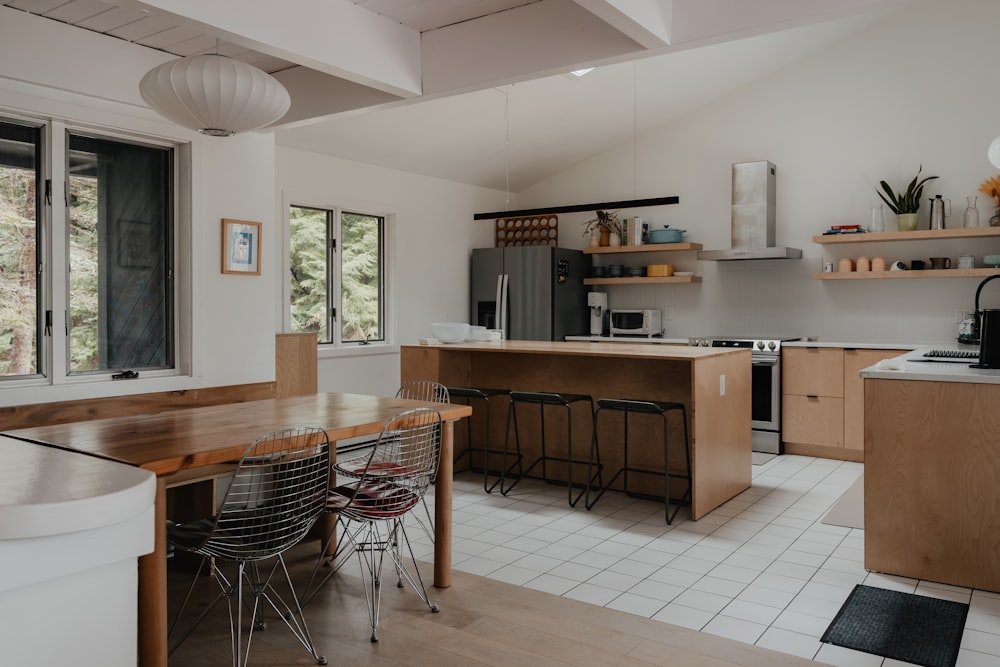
xmin=646 ymin=264 xmax=674 ymax=277
xmin=626 ymin=266 xmax=645 ymax=277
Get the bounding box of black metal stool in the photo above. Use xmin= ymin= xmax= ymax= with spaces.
xmin=501 ymin=391 xmax=602 ymax=507
xmin=585 ymin=398 xmax=692 ymax=524
xmin=445 ymin=387 xmax=510 ymax=494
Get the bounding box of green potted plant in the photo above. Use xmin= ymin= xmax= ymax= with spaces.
xmin=877 ymin=166 xmax=938 ymax=231
xmin=582 ymin=210 xmax=623 ymax=246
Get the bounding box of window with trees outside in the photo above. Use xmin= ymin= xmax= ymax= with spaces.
xmin=0 ymin=116 xmax=175 ymax=382
xmin=289 ymin=205 xmax=385 ymax=346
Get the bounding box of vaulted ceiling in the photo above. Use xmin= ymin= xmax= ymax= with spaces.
xmin=4 ymin=0 xmax=910 ymax=190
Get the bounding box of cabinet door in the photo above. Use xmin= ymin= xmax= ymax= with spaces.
xmin=783 ymin=395 xmax=844 ymax=447
xmin=843 ymin=348 xmax=908 ymax=451
xmin=783 ymin=347 xmax=844 ymax=397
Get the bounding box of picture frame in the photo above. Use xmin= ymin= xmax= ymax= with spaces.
xmin=221 ymin=219 xmax=261 ymax=275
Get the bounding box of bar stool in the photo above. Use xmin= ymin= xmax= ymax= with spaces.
xmin=501 ymin=391 xmax=602 ymax=507
xmin=445 ymin=386 xmax=510 ymax=494
xmin=586 ymin=398 xmax=692 ymax=524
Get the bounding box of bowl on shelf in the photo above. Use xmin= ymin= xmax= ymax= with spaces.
xmin=609 ymin=264 xmax=624 ymax=277
xmin=430 ymin=322 xmax=470 ymax=343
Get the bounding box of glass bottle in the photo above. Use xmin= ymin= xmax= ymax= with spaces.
xmin=964 ymin=196 xmax=981 ymax=228
xmin=869 ymin=203 xmax=885 ymax=233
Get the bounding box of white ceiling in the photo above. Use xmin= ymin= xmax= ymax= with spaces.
xmin=4 ymin=0 xmax=908 ymax=191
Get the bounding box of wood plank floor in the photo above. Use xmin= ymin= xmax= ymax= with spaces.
xmin=166 ymin=541 xmax=831 ymax=666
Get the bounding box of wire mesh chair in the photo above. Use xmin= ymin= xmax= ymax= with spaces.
xmin=166 ymin=426 xmax=330 ymax=667
xmin=395 ymin=381 xmax=448 ymax=540
xmin=325 ymin=407 xmax=443 ymax=642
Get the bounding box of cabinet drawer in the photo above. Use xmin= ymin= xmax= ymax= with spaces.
xmin=783 ymin=347 xmax=844 ymax=397
xmin=782 ymin=394 xmax=844 ymax=447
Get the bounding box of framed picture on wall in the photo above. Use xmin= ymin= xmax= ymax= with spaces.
xmin=221 ymin=219 xmax=261 ymax=275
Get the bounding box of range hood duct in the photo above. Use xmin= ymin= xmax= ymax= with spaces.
xmin=698 ymin=161 xmax=802 ymax=261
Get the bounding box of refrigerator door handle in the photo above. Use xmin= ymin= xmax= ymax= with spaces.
xmin=498 ymin=274 xmax=509 ymax=339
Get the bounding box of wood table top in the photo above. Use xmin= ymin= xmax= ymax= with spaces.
xmin=3 ymin=392 xmax=471 ymax=476
xmin=404 ymin=340 xmax=750 ymax=361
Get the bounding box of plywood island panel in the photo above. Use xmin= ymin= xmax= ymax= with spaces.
xmin=865 ymin=378 xmax=1000 ymax=592
xmin=401 ymin=341 xmax=752 ymax=519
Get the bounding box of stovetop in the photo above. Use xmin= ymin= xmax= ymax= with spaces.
xmin=687 ymin=336 xmax=801 ymax=354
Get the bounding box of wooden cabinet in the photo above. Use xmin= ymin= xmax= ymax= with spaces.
xmin=782 ymin=346 xmax=906 ymax=460
xmin=782 ymin=348 xmax=845 ymax=450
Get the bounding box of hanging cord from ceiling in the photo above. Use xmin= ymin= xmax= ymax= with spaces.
xmin=633 ymin=60 xmax=638 ymax=200
xmin=504 ymin=83 xmax=512 ymax=210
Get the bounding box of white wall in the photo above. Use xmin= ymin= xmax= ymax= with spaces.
xmin=519 ymin=0 xmax=1000 ymax=344
xmin=276 ymin=147 xmax=499 ymax=396
xmin=0 ymin=9 xmax=280 ymax=405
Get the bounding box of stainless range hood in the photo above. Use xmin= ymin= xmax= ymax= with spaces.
xmin=698 ymin=161 xmax=802 ymax=261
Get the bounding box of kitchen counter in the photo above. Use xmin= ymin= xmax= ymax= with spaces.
xmin=565 ymin=335 xmax=689 ymax=344
xmin=784 ymin=340 xmax=921 ymax=350
xmin=401 ymin=340 xmax=751 ymax=519
xmin=0 ymin=435 xmax=155 ymax=665
xmin=859 ymin=345 xmax=1000 ymax=384
xmin=862 ymin=346 xmax=1000 ymax=592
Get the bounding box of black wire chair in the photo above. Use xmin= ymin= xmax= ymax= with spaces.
xmin=166 ymin=426 xmax=331 ymax=667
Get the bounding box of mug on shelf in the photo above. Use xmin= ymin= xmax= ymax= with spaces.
xmin=929 ymin=257 xmax=951 ymax=270
xmin=958 ymin=255 xmax=975 ymax=270
xmin=871 ymin=256 xmax=887 ymax=271
xmin=838 ymin=257 xmax=854 ymax=273
xmin=910 ymin=260 xmax=926 ymax=270
xmin=856 ymin=256 xmax=870 ymax=272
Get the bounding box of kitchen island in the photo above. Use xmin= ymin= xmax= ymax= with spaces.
xmin=862 ymin=349 xmax=1000 ymax=592
xmin=401 ymin=340 xmax=751 ymax=519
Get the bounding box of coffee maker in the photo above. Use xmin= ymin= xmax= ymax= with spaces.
xmin=587 ymin=292 xmax=607 ymax=336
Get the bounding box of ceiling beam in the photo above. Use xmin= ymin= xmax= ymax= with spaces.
xmin=572 ymin=0 xmax=673 ymax=48
xmin=132 ymin=0 xmax=423 ymax=98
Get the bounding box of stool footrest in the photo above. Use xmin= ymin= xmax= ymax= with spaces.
xmin=596 ymin=398 xmax=684 ymax=414
xmin=509 ymin=391 xmax=593 ymax=406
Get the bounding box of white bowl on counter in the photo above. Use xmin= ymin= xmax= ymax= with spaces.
xmin=430 ymin=322 xmax=470 ymax=343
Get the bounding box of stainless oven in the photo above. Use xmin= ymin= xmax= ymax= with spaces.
xmin=688 ymin=336 xmax=799 ymax=454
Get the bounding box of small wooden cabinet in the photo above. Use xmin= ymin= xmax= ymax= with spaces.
xmin=782 ymin=346 xmax=906 ymax=460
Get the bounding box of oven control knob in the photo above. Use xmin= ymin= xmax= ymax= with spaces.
xmin=768 ymin=341 xmax=776 ymax=351
xmin=756 ymin=341 xmax=765 ymax=350
xmin=701 ymin=340 xmax=709 ymax=347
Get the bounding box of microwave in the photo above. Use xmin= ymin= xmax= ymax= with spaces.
xmin=609 ymin=309 xmax=662 ymax=336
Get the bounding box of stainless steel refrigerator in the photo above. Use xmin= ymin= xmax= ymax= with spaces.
xmin=471 ymin=246 xmax=589 ymax=341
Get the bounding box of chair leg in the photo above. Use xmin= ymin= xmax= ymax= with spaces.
xmin=500 ymin=399 xmax=526 ymax=495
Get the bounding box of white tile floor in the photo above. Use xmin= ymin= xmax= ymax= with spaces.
xmin=410 ymin=454 xmax=1000 ymax=667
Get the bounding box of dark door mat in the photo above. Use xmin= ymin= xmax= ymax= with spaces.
xmin=821 ymin=584 xmax=969 ymax=667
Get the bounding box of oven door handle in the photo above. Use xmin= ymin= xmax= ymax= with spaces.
xmin=751 ymin=355 xmax=779 ymax=366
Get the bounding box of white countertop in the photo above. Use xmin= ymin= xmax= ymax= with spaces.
xmin=784 ymin=340 xmax=920 ymax=350
xmin=0 ymin=435 xmax=155 ymax=540
xmin=860 ymin=346 xmax=1000 ymax=384
xmin=565 ymin=335 xmax=688 ymax=344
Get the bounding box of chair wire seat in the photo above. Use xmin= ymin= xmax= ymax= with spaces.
xmin=303 ymin=407 xmax=444 ymax=642
xmin=167 ymin=426 xmax=331 ymax=666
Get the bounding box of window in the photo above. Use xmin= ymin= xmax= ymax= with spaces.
xmin=289 ymin=205 xmax=385 ymax=346
xmin=0 ymin=115 xmax=175 ymax=382
xmin=0 ymin=121 xmax=42 ymax=378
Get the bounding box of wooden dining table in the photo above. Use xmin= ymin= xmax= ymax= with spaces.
xmin=3 ymin=392 xmax=472 ymax=667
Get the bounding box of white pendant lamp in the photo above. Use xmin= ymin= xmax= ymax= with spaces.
xmin=139 ymin=54 xmax=291 ymax=137
xmin=989 ymin=136 xmax=1000 ymax=169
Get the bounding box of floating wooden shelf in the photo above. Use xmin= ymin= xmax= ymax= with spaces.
xmin=814 ymin=268 xmax=1000 ymax=280
xmin=584 ymin=275 xmax=703 ymax=285
xmin=812 ymin=227 xmax=1000 ymax=244
xmin=584 ymin=243 xmax=702 ymax=254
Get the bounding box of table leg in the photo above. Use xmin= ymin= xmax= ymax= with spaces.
xmin=433 ymin=420 xmax=454 ymax=588
xmin=138 ymin=477 xmax=168 ymax=666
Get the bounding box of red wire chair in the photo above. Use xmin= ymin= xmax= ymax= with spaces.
xmin=312 ymin=407 xmax=443 ymax=642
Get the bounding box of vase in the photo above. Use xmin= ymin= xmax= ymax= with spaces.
xmin=598 ymin=227 xmax=610 ymax=246
xmin=609 ymin=232 xmax=621 ymax=247
xmin=895 ymin=213 xmax=919 ymax=232
xmin=992 ymin=207 xmax=1000 ymax=228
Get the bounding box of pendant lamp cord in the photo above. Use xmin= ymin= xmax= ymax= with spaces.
xmin=504 ymin=83 xmax=511 ymax=210
xmin=633 ymin=60 xmax=638 ymax=200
